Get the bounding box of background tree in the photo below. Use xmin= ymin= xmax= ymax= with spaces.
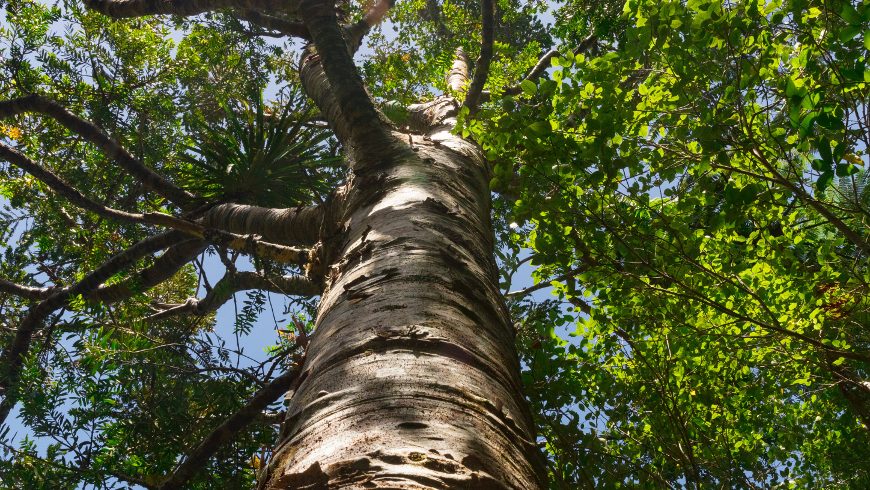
xmin=466 ymin=0 xmax=870 ymax=486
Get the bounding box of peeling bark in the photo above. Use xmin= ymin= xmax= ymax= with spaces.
xmin=263 ymin=108 xmax=545 ymax=488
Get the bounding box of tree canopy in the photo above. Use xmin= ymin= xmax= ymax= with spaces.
xmin=1 ymin=0 xmax=869 ymax=488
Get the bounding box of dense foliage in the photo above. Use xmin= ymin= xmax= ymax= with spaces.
xmin=473 ymin=0 xmax=870 ymax=487
xmin=1 ymin=0 xmax=869 ymax=488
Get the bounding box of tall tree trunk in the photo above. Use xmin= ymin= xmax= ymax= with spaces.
xmin=262 ymin=106 xmax=545 ymax=488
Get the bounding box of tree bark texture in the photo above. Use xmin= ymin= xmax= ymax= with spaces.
xmin=262 ymin=118 xmax=545 ymax=488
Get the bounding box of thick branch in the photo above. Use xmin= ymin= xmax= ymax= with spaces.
xmin=142 ymin=215 xmax=310 ymax=263
xmin=462 ymin=0 xmax=494 ymax=112
xmin=236 ymin=9 xmax=310 ymax=38
xmin=0 ymin=231 xmax=186 ymax=424
xmin=83 ymin=0 xmax=292 ymax=18
xmin=0 ymin=279 xmax=54 ymax=301
xmin=0 ymin=145 xmax=314 ymax=264
xmin=0 ymin=142 xmax=150 ymax=222
xmin=447 ymin=47 xmax=470 ymax=94
xmin=204 ymin=230 xmax=308 ymax=264
xmin=202 ymin=202 xmax=332 ymax=246
xmin=89 ymin=239 xmax=207 ymax=304
xmin=298 ymin=46 xmax=354 ymax=146
xmin=299 ymin=0 xmax=393 ymax=143
xmin=501 ymin=34 xmax=597 ymax=97
xmin=1 ymin=242 xmax=203 ymax=306
xmin=0 ymin=143 xmax=297 ymax=263
xmin=0 ymin=95 xmax=192 ymax=206
xmin=298 ymin=0 xmax=393 ymax=160
xmin=346 ymin=0 xmax=394 ymax=49
xmin=158 ymin=364 xmax=303 ymax=490
xmin=147 ymin=271 xmax=319 ymax=321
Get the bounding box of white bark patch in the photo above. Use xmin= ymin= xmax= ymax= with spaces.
xmin=427 ymin=123 xmax=484 ymax=164
xmin=375 ymin=366 xmax=407 ymax=378
xmin=369 ymin=185 xmax=433 ymax=214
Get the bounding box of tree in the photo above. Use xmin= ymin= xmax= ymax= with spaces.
xmin=3 ymin=0 xmax=870 ymax=488
xmin=0 ymin=0 xmax=546 ymax=488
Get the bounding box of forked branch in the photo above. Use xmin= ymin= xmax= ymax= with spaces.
xmin=0 ymin=140 xmax=324 ymax=264
xmin=0 ymin=240 xmax=203 ymax=305
xmin=502 ymin=34 xmax=597 ymax=97
xmin=298 ymin=0 xmax=393 ymax=161
xmin=0 ymin=142 xmax=159 ymax=223
xmin=0 ymin=230 xmax=188 ymax=425
xmin=0 ymin=143 xmax=310 ymax=263
xmin=346 ymin=0 xmax=394 ymax=49
xmin=90 ymin=239 xmax=207 ymax=304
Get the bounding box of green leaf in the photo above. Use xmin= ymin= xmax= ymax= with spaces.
xmin=785 ymin=77 xmax=799 ymax=97
xmin=841 ymin=3 xmax=862 ymax=24
xmin=839 ymin=25 xmax=862 ymax=43
xmin=521 ymin=79 xmax=537 ymax=95
xmin=816 ymin=170 xmax=835 ymax=192
xmin=818 ymin=138 xmax=834 ymax=165
xmin=799 ymin=112 xmax=817 ymax=137
xmin=836 ymin=163 xmax=860 ymax=177
xmin=841 ymin=62 xmax=867 ymax=82
xmin=529 ymin=121 xmax=550 ymax=135
xmin=816 ymin=112 xmax=845 ymax=130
